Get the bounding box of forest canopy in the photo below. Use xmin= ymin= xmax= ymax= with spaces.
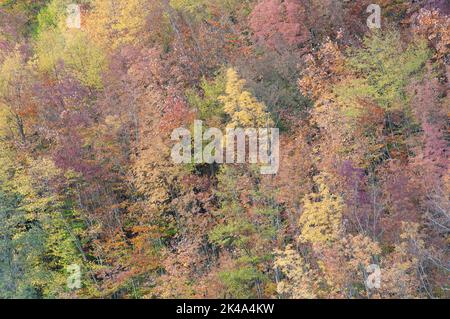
xmin=0 ymin=0 xmax=448 ymax=299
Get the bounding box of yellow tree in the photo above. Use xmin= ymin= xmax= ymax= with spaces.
xmin=84 ymin=0 xmax=153 ymax=49
xmin=298 ymin=174 xmax=343 ymax=244
xmin=274 ymin=245 xmax=318 ymax=299
xmin=276 ymin=174 xmax=382 ymax=298
xmin=219 ymin=68 xmax=273 ymax=128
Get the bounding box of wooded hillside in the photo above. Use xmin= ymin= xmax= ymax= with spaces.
xmin=0 ymin=0 xmax=448 ymax=299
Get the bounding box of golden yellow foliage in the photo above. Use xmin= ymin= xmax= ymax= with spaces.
xmin=84 ymin=0 xmax=151 ymax=49
xmin=274 ymin=245 xmax=318 ymax=299
xmin=219 ymin=68 xmax=273 ymax=128
xmin=298 ymin=174 xmax=343 ymax=244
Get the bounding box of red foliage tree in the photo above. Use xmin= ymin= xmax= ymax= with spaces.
xmin=249 ymin=0 xmax=310 ymax=50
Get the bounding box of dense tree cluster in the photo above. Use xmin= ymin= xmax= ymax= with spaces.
xmin=0 ymin=0 xmax=448 ymax=299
